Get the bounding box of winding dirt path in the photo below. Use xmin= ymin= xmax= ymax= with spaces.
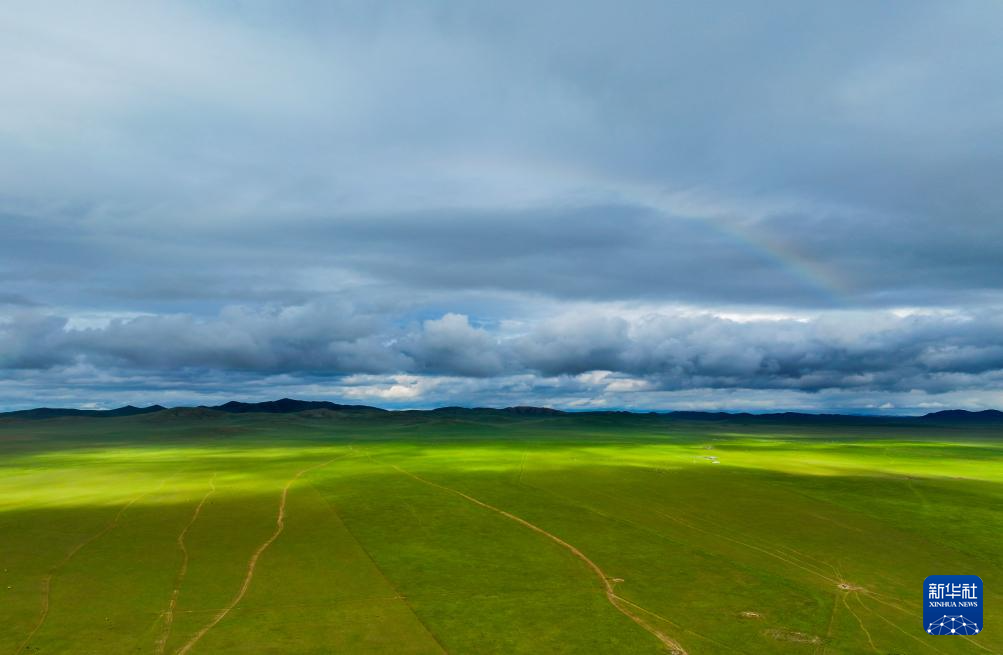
xmin=174 ymin=457 xmax=343 ymax=655
xmin=156 ymin=473 xmax=218 ymax=654
xmin=392 ymin=465 xmax=687 ymax=654
xmin=15 ymin=493 xmax=144 ymax=655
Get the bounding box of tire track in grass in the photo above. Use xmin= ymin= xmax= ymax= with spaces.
xmin=156 ymin=473 xmax=218 ymax=655
xmin=614 ymin=595 xmax=741 ymax=653
xmin=520 ymin=469 xmax=850 ymax=653
xmin=562 ymin=471 xmax=841 ymax=584
xmin=961 ymin=633 xmax=998 ymax=653
xmin=817 ymin=592 xmax=838 ymax=655
xmin=510 ymin=479 xmax=740 ymax=652
xmin=854 ymin=593 xmax=948 ymax=654
xmin=841 ymin=593 xmax=876 ymax=652
xmin=652 ymin=507 xmax=841 ymax=586
xmin=392 ymin=465 xmax=687 ymax=654
xmin=174 ymin=455 xmax=346 ymax=655
xmin=306 ymin=479 xmax=449 ymax=654
xmin=15 ymin=491 xmax=148 ymax=655
xmin=775 ymin=544 xmax=841 ymax=577
xmin=859 ymin=590 xmax=997 ymax=653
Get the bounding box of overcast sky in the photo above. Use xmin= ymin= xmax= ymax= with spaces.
xmin=3 ymin=1 xmax=1003 ymax=413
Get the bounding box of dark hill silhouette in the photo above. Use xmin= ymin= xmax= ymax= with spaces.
xmin=920 ymin=409 xmax=1003 ymax=423
xmin=0 ymin=404 xmax=166 ymax=419
xmin=1 ymin=398 xmax=1002 ymax=425
xmin=426 ymin=405 xmax=565 ymax=417
xmin=209 ymin=398 xmax=385 ymax=414
xmin=503 ymin=406 xmax=565 ymax=416
xmin=149 ymin=407 xmax=224 ymax=420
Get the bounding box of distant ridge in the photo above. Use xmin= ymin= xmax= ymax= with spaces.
xmin=1 ymin=399 xmax=1002 ymax=424
xmin=919 ymin=409 xmax=1003 ymax=422
xmin=503 ymin=405 xmax=566 ymax=416
xmin=209 ymin=398 xmax=385 ymax=414
xmin=426 ymin=405 xmax=566 ymax=416
xmin=0 ymin=404 xmax=166 ymax=420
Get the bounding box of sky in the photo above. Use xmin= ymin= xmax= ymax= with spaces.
xmin=2 ymin=1 xmax=1003 ymax=413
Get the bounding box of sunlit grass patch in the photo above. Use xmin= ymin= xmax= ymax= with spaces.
xmin=1 ymin=415 xmax=1000 ymax=654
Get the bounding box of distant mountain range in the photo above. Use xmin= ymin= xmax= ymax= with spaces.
xmin=918 ymin=409 xmax=1003 ymax=422
xmin=0 ymin=404 xmax=169 ymax=420
xmin=1 ymin=398 xmax=1002 ymax=424
xmin=213 ymin=398 xmax=384 ymax=414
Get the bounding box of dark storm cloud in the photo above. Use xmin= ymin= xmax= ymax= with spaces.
xmin=5 ymin=306 xmax=1003 ymax=402
xmin=2 ymin=1 xmax=1003 ymax=409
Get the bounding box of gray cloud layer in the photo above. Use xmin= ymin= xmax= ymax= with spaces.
xmin=4 ymin=306 xmax=1003 ymax=403
xmin=2 ymin=1 xmax=1003 ymax=410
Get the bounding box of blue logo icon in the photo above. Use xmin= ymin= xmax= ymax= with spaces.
xmin=924 ymin=575 xmax=982 ymax=636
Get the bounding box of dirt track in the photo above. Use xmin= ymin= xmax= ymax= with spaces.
xmin=392 ymin=465 xmax=687 ymax=654
xmin=15 ymin=493 xmax=146 ymax=655
xmin=174 ymin=457 xmax=342 ymax=655
xmin=157 ymin=473 xmax=218 ymax=654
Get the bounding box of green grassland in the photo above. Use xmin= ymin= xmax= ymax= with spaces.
xmin=1 ymin=411 xmax=1000 ymax=654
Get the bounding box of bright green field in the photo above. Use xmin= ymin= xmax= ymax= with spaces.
xmin=1 ymin=412 xmax=1000 ymax=654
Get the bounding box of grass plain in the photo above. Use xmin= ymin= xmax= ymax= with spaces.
xmin=0 ymin=410 xmax=1000 ymax=654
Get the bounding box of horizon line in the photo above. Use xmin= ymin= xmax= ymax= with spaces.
xmin=2 ymin=397 xmax=1001 ymax=419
